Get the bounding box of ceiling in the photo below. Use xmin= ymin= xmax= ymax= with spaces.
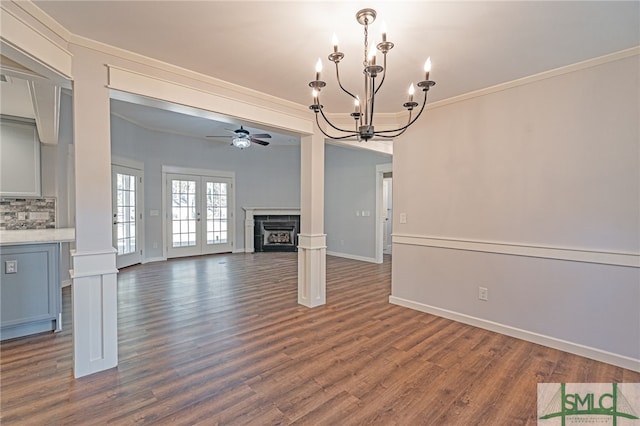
xmin=13 ymin=1 xmax=640 ymax=143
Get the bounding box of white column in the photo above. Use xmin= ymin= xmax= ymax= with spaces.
xmin=297 ymin=126 xmax=326 ymax=307
xmin=70 ymin=46 xmax=118 ymax=378
xmin=244 ymin=208 xmax=255 ymax=253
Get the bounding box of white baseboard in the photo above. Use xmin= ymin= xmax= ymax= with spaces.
xmin=142 ymin=256 xmax=167 ymax=264
xmin=389 ymin=295 xmax=640 ymax=372
xmin=327 ymin=251 xmax=378 ymax=264
xmin=233 ymin=248 xmax=246 ymax=254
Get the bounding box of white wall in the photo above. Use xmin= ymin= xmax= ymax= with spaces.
xmin=391 ymin=54 xmax=640 ymax=368
xmin=110 ymin=115 xmax=302 ymax=259
xmin=325 ymin=143 xmax=392 ymax=261
xmin=39 ymin=91 xmax=73 ymax=285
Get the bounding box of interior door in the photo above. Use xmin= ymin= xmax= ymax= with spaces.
xmin=112 ymin=165 xmax=143 ymax=268
xmin=383 ymin=177 xmax=393 ymax=255
xmin=167 ymin=174 xmax=233 ymax=258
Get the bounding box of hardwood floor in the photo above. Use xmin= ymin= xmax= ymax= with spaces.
xmin=1 ymin=253 xmax=638 ymax=425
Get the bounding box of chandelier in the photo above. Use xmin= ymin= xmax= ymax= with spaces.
xmin=309 ymin=8 xmax=436 ymax=142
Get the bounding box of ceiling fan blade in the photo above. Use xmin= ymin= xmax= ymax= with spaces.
xmin=250 ymin=138 xmax=270 ymax=146
xmin=251 ymin=133 xmax=272 ymax=139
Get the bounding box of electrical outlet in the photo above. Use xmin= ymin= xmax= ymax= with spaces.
xmin=399 ymin=213 xmax=407 ymax=224
xmin=478 ymin=286 xmax=488 ymax=301
xmin=5 ymin=260 xmax=17 ymax=274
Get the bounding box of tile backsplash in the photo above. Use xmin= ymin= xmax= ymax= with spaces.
xmin=0 ymin=198 xmax=56 ymax=230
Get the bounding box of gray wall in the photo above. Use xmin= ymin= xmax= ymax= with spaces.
xmin=391 ymin=54 xmax=639 ymax=363
xmin=324 ymin=143 xmax=391 ymax=261
xmin=110 ymin=115 xmax=302 ymax=259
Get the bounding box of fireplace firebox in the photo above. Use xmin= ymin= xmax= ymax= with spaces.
xmin=254 ymin=215 xmax=300 ymax=252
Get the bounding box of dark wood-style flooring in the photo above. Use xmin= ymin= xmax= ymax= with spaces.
xmin=1 ymin=253 xmax=638 ymax=425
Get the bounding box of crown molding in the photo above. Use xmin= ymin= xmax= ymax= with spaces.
xmin=110 ymin=111 xmax=207 ymax=142
xmin=427 ymin=46 xmax=640 ymax=111
xmin=0 ymin=3 xmax=73 ymax=80
xmin=70 ymin=34 xmax=308 ymax=116
xmin=12 ymin=0 xmax=72 ymax=42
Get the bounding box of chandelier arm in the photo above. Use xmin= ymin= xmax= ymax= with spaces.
xmin=334 ymin=62 xmax=359 ymax=101
xmin=318 ymin=102 xmax=360 ymax=134
xmin=372 ymin=108 xmax=413 ymax=139
xmin=374 ymin=53 xmax=387 ymax=95
xmin=315 ymin=114 xmax=357 ymax=140
xmin=375 ymin=90 xmax=429 ymax=134
xmin=374 ymin=128 xmax=409 ymax=139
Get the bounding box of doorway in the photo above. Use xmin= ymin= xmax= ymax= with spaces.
xmin=375 ymin=163 xmax=392 ymax=263
xmin=164 ymin=167 xmax=235 ymax=258
xmin=382 ymin=174 xmax=393 ymax=255
xmin=112 ymin=164 xmax=144 ymax=268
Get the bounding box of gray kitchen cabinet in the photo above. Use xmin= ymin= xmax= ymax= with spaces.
xmin=1 ymin=243 xmax=60 ymax=340
xmin=0 ymin=117 xmax=42 ymax=197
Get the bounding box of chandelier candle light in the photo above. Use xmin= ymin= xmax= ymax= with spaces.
xmin=309 ymin=8 xmax=436 ymax=141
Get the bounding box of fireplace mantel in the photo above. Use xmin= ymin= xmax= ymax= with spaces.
xmin=243 ymin=207 xmax=301 ymax=253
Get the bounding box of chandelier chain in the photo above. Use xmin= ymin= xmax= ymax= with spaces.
xmin=363 ymin=20 xmax=369 ymax=68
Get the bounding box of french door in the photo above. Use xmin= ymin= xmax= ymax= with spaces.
xmin=166 ymin=173 xmax=234 ymax=258
xmin=112 ymin=165 xmax=143 ymax=268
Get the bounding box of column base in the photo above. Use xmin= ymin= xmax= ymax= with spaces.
xmin=70 ymin=249 xmax=118 ymax=378
xmin=297 ymin=234 xmax=326 ymax=307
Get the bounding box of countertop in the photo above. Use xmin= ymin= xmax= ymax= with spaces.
xmin=0 ymin=228 xmax=75 ymax=245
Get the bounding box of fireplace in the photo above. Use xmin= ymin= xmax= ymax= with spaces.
xmin=254 ymin=215 xmax=300 ymax=252
xmin=243 ymin=208 xmax=301 ymax=253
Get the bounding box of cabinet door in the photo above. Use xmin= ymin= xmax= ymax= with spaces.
xmin=1 ymin=244 xmax=59 ymax=340
xmin=0 ymin=119 xmax=41 ymax=197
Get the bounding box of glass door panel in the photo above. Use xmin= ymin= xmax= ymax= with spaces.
xmin=112 ymin=165 xmax=143 ymax=268
xmin=166 ymin=173 xmax=233 ymax=258
xmin=171 ymin=179 xmax=197 ymax=247
xmin=167 ymin=176 xmax=201 ymax=257
xmin=203 ymin=178 xmax=233 ymax=254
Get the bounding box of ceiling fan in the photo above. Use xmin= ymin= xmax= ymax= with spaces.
xmin=206 ymin=125 xmax=271 ymax=149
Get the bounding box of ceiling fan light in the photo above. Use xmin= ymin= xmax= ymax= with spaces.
xmin=232 ymin=136 xmax=251 ymax=149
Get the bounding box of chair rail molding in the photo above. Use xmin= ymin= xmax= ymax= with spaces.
xmin=393 ymin=234 xmax=640 ymax=268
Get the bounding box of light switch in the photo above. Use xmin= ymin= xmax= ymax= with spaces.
xmin=5 ymin=260 xmax=17 ymax=274
xmin=399 ymin=213 xmax=407 ymax=224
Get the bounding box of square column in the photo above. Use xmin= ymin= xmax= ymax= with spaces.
xmin=298 ymin=127 xmax=326 ymax=307
xmin=70 ymin=46 xmax=118 ymax=378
